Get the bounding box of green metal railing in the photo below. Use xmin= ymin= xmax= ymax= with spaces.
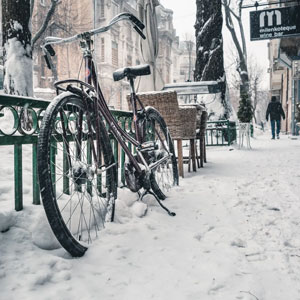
xmin=205 ymin=120 xmax=237 ymax=146
xmin=0 ymin=93 xmax=237 ymax=211
xmin=0 ymin=94 xmax=133 ymax=211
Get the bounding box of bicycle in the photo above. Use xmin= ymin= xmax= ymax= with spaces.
xmin=38 ymin=13 xmax=179 ymax=257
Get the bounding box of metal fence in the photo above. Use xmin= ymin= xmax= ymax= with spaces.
xmin=0 ymin=94 xmax=237 ymax=211
xmin=205 ymin=120 xmax=237 ymax=146
xmin=0 ymin=94 xmax=133 ymax=211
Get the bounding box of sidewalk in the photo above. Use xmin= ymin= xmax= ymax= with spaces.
xmin=1 ymin=131 xmax=300 ymax=299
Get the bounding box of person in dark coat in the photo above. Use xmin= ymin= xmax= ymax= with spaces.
xmin=266 ymin=96 xmax=285 ymax=139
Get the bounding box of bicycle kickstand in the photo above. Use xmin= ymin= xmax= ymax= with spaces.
xmin=138 ymin=190 xmax=176 ymax=217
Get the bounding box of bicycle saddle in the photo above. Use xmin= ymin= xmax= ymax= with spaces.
xmin=113 ymin=64 xmax=151 ymax=81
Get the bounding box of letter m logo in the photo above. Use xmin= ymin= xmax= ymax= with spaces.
xmin=259 ymin=10 xmax=282 ymax=28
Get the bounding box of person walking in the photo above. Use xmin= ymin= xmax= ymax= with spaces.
xmin=266 ymin=96 xmax=285 ymax=139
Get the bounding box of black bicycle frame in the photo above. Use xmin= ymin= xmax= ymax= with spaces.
xmin=84 ymin=39 xmax=144 ymax=174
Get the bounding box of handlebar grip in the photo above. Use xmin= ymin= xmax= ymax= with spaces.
xmin=133 ymin=26 xmax=146 ymax=40
xmin=45 ymin=44 xmax=56 ymax=56
xmin=129 ymin=15 xmax=145 ymax=30
xmin=43 ymin=55 xmax=52 ymax=70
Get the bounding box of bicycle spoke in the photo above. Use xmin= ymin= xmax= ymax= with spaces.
xmin=38 ymin=94 xmax=116 ymax=256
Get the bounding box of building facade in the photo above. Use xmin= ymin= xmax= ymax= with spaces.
xmin=174 ymin=40 xmax=196 ymax=83
xmin=0 ymin=0 xmax=194 ymax=108
xmin=268 ymin=1 xmax=300 ymax=134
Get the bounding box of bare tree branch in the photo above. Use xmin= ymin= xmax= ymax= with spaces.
xmin=223 ymin=0 xmax=249 ymax=83
xmin=30 ymin=0 xmax=35 ymax=18
xmin=32 ymin=0 xmax=59 ymax=47
xmin=228 ymin=6 xmax=239 ymax=21
xmin=238 ymin=0 xmax=247 ymax=61
xmin=224 ymin=2 xmax=244 ymax=63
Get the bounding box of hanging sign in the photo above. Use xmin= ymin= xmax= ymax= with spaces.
xmin=250 ymin=5 xmax=300 ymax=41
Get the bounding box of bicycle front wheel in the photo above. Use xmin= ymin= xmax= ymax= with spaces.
xmin=144 ymin=107 xmax=179 ymax=200
xmin=38 ymin=92 xmax=117 ymax=257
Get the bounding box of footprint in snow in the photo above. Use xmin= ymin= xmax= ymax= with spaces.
xmin=231 ymin=238 xmax=247 ymax=248
xmin=208 ymin=283 xmax=225 ymax=294
xmin=193 ymin=226 xmax=215 ymax=242
xmin=284 ymin=239 xmax=300 ymax=248
xmin=267 ymin=207 xmax=280 ymax=211
xmin=245 ymin=252 xmax=267 ymax=262
xmin=194 ymin=233 xmax=202 ymax=241
xmin=146 ymin=224 xmax=156 ymax=231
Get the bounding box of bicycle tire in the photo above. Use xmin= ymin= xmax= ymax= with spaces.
xmin=143 ymin=107 xmax=179 ymax=200
xmin=38 ymin=92 xmax=117 ymax=257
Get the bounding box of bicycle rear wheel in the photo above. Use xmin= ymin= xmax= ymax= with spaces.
xmin=38 ymin=92 xmax=117 ymax=257
xmin=143 ymin=107 xmax=178 ymax=200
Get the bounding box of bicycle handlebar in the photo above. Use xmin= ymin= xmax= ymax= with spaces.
xmin=42 ymin=13 xmax=146 ymax=70
xmin=42 ymin=12 xmax=146 ymax=51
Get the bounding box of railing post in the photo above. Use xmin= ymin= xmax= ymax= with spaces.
xmin=63 ymin=142 xmax=70 ymax=195
xmin=32 ymin=143 xmax=40 ymax=205
xmin=121 ymin=118 xmax=126 ymax=186
xmin=14 ymin=144 xmax=23 ymax=211
xmin=227 ymin=120 xmax=231 ymax=146
xmin=113 ymin=137 xmax=119 ymax=186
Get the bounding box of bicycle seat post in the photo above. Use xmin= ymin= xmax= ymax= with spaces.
xmin=129 ymin=77 xmax=136 ymax=96
xmin=128 ymin=76 xmax=138 ymax=114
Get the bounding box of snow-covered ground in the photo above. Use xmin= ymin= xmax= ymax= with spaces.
xmin=1 ymin=130 xmax=300 ymax=300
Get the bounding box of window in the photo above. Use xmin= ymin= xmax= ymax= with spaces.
xmin=112 ymin=1 xmax=118 ymax=16
xmin=166 ymin=67 xmax=170 ymax=84
xmin=126 ymin=25 xmax=132 ymax=42
xmin=166 ymin=44 xmax=171 ymax=57
xmin=127 ymin=0 xmax=137 ymax=9
xmin=136 ymin=59 xmax=140 ymax=66
xmin=101 ymin=38 xmax=105 ymax=62
xmin=100 ymin=0 xmax=105 ymax=18
xmin=127 ymin=55 xmax=132 ymax=66
xmin=112 ymin=41 xmax=118 ymax=66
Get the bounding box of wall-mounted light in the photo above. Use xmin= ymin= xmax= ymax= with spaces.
xmin=292 ymin=60 xmax=300 ymax=79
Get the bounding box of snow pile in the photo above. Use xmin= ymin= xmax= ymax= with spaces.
xmin=1 ymin=132 xmax=300 ymax=299
xmin=31 ymin=210 xmax=61 ymax=250
xmin=0 ymin=209 xmax=16 ymax=232
xmin=131 ymin=201 xmax=147 ymax=217
xmin=114 ymin=189 xmax=147 ymax=222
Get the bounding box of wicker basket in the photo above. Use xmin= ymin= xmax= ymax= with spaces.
xmin=127 ymin=91 xmax=197 ymax=140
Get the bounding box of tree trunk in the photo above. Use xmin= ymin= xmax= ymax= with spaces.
xmin=2 ymin=0 xmax=33 ymax=96
xmin=194 ymin=0 xmax=229 ymax=119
